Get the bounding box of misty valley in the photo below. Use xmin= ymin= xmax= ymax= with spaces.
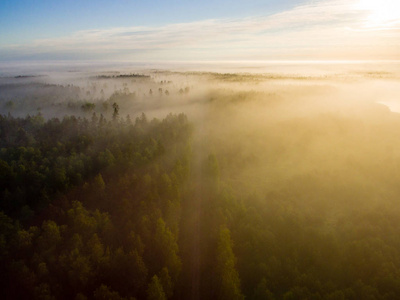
xmin=1 ymin=63 xmax=400 ymax=299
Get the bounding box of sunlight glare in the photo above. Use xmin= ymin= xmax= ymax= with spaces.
xmin=356 ymin=0 xmax=400 ymax=27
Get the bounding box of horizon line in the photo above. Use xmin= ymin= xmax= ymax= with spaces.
xmin=1 ymin=59 xmax=400 ymax=66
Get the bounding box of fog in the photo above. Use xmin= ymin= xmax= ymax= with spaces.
xmin=2 ymin=61 xmax=400 ymax=180
xmin=2 ymin=61 xmax=399 ymax=117
xmin=2 ymin=62 xmax=400 ymax=188
xmin=2 ymin=61 xmax=400 ymax=298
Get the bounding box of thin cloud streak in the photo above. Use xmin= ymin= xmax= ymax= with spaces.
xmin=1 ymin=0 xmax=399 ymax=61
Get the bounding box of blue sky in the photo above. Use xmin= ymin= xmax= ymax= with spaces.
xmin=0 ymin=0 xmax=301 ymax=44
xmin=0 ymin=0 xmax=399 ymax=61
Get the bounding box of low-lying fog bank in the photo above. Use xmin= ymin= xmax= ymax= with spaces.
xmin=1 ymin=61 xmax=399 ymax=120
xmin=2 ymin=61 xmax=400 ymax=197
xmin=2 ymin=61 xmax=400 ymax=204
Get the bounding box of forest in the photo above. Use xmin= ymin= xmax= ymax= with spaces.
xmin=1 ymin=65 xmax=400 ymax=299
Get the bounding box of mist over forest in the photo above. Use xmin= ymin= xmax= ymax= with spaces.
xmin=1 ymin=61 xmax=400 ymax=299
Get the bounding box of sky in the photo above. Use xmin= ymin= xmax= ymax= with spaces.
xmin=0 ymin=0 xmax=399 ymax=62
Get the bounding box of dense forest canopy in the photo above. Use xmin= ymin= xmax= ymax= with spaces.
xmin=1 ymin=65 xmax=400 ymax=299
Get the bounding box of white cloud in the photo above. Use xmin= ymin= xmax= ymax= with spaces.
xmin=1 ymin=0 xmax=399 ymax=61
